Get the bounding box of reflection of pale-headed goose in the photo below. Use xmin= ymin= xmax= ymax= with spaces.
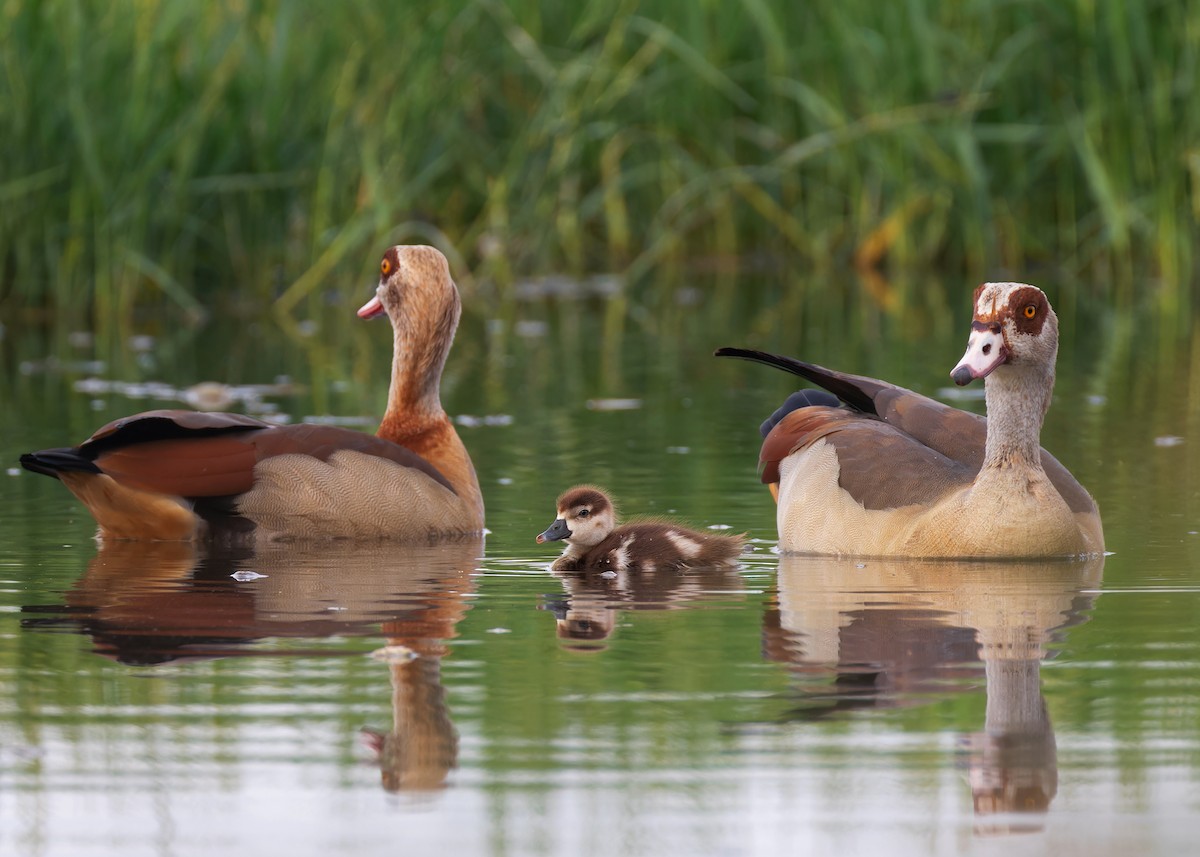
xmin=536 ymin=485 xmax=745 ymax=572
xmin=717 ymin=282 xmax=1103 ymax=558
xmin=21 ymin=246 xmax=484 ymax=542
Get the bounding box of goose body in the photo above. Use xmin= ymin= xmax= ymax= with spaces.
xmin=21 ymin=245 xmax=484 ymax=543
xmin=717 ymin=282 xmax=1103 ymax=559
xmin=536 ymin=485 xmax=745 ymax=572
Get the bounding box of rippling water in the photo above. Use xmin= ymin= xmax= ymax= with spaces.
xmin=1 ymin=277 xmax=1197 ymax=856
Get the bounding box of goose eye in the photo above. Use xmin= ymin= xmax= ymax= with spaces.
xmin=578 ymin=509 xmax=590 ymax=518
xmin=381 ymin=258 xmax=392 ymax=276
xmin=1023 ymin=304 xmax=1036 ymax=318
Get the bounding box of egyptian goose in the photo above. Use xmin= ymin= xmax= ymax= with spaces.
xmin=536 ymin=485 xmax=745 ymax=571
xmin=716 ymin=282 xmax=1104 ymax=558
xmin=20 ymin=245 xmax=485 ymax=543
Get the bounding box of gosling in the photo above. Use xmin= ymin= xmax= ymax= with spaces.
xmin=536 ymin=485 xmax=745 ymax=572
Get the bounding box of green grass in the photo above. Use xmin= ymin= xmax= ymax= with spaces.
xmin=1 ymin=0 xmax=1197 ymax=330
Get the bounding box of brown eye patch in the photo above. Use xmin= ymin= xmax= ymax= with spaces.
xmin=380 ymin=247 xmax=399 ymax=277
xmin=1009 ymin=287 xmax=1048 ymax=334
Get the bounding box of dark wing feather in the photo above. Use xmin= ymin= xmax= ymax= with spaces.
xmin=761 ymin=407 xmax=975 ymax=510
xmin=19 ymin=448 xmax=101 ymax=478
xmin=26 ymin=411 xmax=457 ymax=501
xmin=81 ymin=410 xmax=273 ymax=456
xmin=94 ymin=437 xmax=260 ymax=496
xmin=717 ymin=347 xmax=1098 ymax=514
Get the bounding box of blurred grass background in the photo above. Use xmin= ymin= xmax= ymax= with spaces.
xmin=0 ymin=0 xmax=1197 ymax=330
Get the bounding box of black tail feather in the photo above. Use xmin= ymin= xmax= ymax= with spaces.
xmin=19 ymin=448 xmax=100 ymax=479
xmin=714 ymin=346 xmax=877 ymax=414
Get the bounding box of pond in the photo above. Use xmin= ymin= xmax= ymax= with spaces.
xmin=1 ymin=271 xmax=1198 ymax=856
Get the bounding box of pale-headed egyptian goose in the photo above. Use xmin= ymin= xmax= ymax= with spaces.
xmin=20 ymin=245 xmax=485 ymax=543
xmin=536 ymin=485 xmax=745 ymax=572
xmin=716 ymin=282 xmax=1104 ymax=558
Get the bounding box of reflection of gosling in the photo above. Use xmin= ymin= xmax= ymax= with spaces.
xmin=536 ymin=485 xmax=745 ymax=572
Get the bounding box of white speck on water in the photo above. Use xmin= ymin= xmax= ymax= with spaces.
xmin=455 ymin=414 xmax=513 ymax=427
xmin=707 ymin=524 xmax=732 ymax=530
xmin=6 ymin=468 xmax=19 ymax=477
xmin=666 ymin=446 xmax=690 ymax=454
xmin=184 ymin=382 xmax=235 ymax=411
xmin=74 ymin=377 xmax=111 ymax=394
xmin=1155 ymin=436 xmax=1184 ymax=448
xmin=1087 ymin=394 xmax=1107 ymax=407
xmin=127 ymin=335 xmax=156 ymax=352
xmin=586 ymin=398 xmax=642 ymax=411
xmin=515 ymin=319 xmax=548 ymax=338
xmin=230 ymin=570 xmax=267 ymax=582
xmin=90 ymin=399 xmax=106 ymax=410
xmin=497 ymin=477 xmax=514 ymax=485
xmin=486 ymin=627 xmax=512 ymax=634
xmin=600 ymin=570 xmax=617 ymax=579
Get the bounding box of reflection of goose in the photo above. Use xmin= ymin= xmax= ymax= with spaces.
xmin=22 ymin=538 xmax=481 ymax=792
xmin=766 ymin=554 xmax=1103 ymax=828
xmin=361 ymin=657 xmax=458 ymax=792
xmin=544 ymin=562 xmax=744 ymax=649
xmin=20 ymin=245 xmax=484 ymax=542
xmin=717 ymin=283 xmax=1104 ymax=557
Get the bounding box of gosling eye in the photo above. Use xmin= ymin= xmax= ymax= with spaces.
xmin=1023 ymin=304 xmax=1037 ymax=318
xmin=381 ymin=257 xmax=392 ymax=276
xmin=577 ymin=509 xmax=590 ymax=518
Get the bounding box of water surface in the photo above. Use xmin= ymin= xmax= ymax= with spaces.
xmin=1 ymin=275 xmax=1197 ymax=856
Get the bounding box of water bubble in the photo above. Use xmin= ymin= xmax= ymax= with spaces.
xmin=230 ymin=570 xmax=267 ymax=582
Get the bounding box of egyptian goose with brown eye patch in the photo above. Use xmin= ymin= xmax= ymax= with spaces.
xmin=716 ymin=282 xmax=1104 ymax=558
xmin=20 ymin=245 xmax=485 ymax=543
xmin=535 ymin=485 xmax=745 ymax=572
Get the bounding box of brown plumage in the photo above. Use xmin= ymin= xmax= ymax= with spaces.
xmin=535 ymin=485 xmax=745 ymax=572
xmin=21 ymin=245 xmax=484 ymax=543
xmin=716 ymin=282 xmax=1104 ymax=558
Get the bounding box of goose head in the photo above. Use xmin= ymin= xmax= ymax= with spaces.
xmin=536 ymin=485 xmax=617 ymax=548
xmin=951 ymin=282 xmax=1061 ymax=468
xmin=358 ymin=245 xmax=462 ymax=413
xmin=951 ymin=282 xmax=1058 ymax=387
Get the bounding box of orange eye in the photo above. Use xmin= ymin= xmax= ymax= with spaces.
xmin=381 ymin=258 xmax=392 ymax=276
xmin=1023 ymin=305 xmax=1036 ymax=318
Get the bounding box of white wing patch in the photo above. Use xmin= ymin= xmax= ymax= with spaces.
xmin=664 ymin=530 xmax=702 ymax=558
xmin=611 ymin=534 xmax=635 ymax=570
